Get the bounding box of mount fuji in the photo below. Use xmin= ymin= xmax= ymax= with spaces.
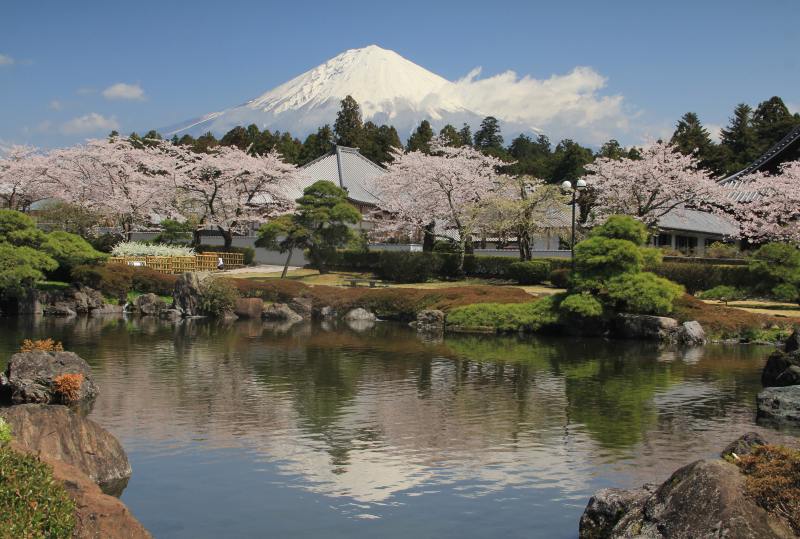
xmin=163 ymin=45 xmax=532 ymax=140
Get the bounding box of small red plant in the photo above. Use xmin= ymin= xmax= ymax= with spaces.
xmin=20 ymin=339 xmax=64 ymax=353
xmin=52 ymin=374 xmax=84 ymax=403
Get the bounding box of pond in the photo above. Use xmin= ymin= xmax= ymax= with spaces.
xmin=0 ymin=316 xmax=784 ymax=538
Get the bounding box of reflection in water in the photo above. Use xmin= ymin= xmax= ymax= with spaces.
xmin=0 ymin=316 xmax=783 ymax=538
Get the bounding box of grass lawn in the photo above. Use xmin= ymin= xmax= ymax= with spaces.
xmin=702 ymin=299 xmax=800 ymax=318
xmin=228 ymin=269 xmax=565 ymax=296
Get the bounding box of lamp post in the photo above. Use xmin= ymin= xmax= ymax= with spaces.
xmin=561 ymin=179 xmax=587 ymax=271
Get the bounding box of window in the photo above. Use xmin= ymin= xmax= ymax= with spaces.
xmin=656 ymin=233 xmax=672 ymax=247
xmin=675 ymin=235 xmax=698 ymax=255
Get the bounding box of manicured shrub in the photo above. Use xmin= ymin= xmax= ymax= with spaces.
xmin=71 ymin=264 xmax=134 ymax=299
xmin=41 ymin=231 xmax=107 ymax=281
xmin=573 ymin=236 xmax=644 ymax=287
xmin=462 ymin=255 xmax=517 ymax=278
xmin=651 ymin=262 xmax=753 ymax=294
xmin=436 ymin=253 xmax=464 ymax=279
xmin=549 ymin=268 xmax=571 ymax=288
xmin=508 ymin=260 xmax=550 ymax=285
xmin=737 ymin=444 xmax=800 ymax=534
xmin=605 ymin=272 xmax=685 ymax=315
xmin=772 ymin=284 xmax=800 ymax=303
xmin=130 ymin=267 xmax=177 ymax=296
xmin=559 ymin=292 xmax=604 ymax=319
xmin=0 ymin=446 xmax=76 ymax=538
xmin=750 ymin=243 xmax=800 ymax=303
xmin=330 ymin=250 xmax=381 ymax=271
xmin=446 ymin=296 xmax=559 ymax=332
xmin=377 ymin=252 xmax=441 ymax=283
xmin=591 ymin=215 xmax=649 ymax=244
xmin=20 ymin=338 xmax=63 ymax=353
xmin=0 ymin=243 xmax=58 ymax=298
xmin=705 ymin=241 xmax=742 ymax=259
xmin=696 ymin=285 xmax=747 ymax=301
xmin=199 ymin=278 xmax=240 ymax=316
xmin=198 ymin=244 xmax=256 ymax=265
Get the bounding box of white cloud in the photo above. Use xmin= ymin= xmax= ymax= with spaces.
xmin=49 ymin=100 xmax=62 ymax=111
xmin=706 ymin=123 xmax=722 ymax=143
xmin=0 ymin=53 xmax=14 ymax=66
xmin=102 ymin=82 xmax=145 ymax=101
xmin=60 ymin=113 xmax=119 ymax=135
xmin=438 ymin=66 xmax=634 ymax=146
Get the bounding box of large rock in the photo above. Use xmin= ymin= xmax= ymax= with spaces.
xmin=234 ymin=297 xmax=264 ymax=319
xmin=39 ymin=286 xmax=106 ymax=316
xmin=675 ymin=320 xmax=706 ymax=346
xmin=21 ymin=449 xmax=150 ymax=538
xmin=762 ymin=349 xmax=800 ymax=387
xmin=613 ymin=313 xmax=678 ymax=341
xmin=785 ymin=328 xmax=800 ymax=354
xmin=1 ymin=404 xmax=131 ymax=492
xmin=172 ymin=272 xmax=202 ymax=316
xmin=344 ymin=308 xmax=377 ymax=322
xmin=412 ymin=309 xmax=445 ymax=333
xmin=134 ymin=293 xmax=168 ymax=316
xmin=579 ymin=485 xmax=655 ymax=539
xmin=288 ymin=296 xmax=314 ymax=319
xmin=1 ymin=350 xmax=98 ymax=405
xmin=263 ymin=303 xmax=303 ymax=323
xmin=757 ymin=385 xmax=800 ymax=424
xmin=721 ymin=432 xmax=768 ymax=459
xmin=581 ymin=459 xmax=794 ymax=538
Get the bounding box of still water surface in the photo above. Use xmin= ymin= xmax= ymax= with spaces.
xmin=0 ymin=316 xmax=783 ymax=538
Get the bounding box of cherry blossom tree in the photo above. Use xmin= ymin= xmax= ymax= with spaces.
xmin=480 ymin=175 xmax=568 ymax=260
xmin=374 ymin=140 xmax=506 ymax=269
xmin=584 ymin=141 xmax=723 ymax=228
xmin=173 ymin=145 xmax=301 ymax=249
xmin=45 ymin=136 xmax=179 ymax=238
xmin=0 ymin=145 xmax=54 ymax=210
xmin=727 ymin=160 xmax=800 ymax=243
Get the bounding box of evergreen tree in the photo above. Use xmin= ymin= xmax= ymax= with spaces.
xmin=359 ymin=123 xmax=401 ymax=164
xmin=505 ymin=133 xmax=552 ymax=177
xmin=458 ymin=124 xmax=473 ymax=147
xmin=439 ymin=124 xmax=461 ymax=147
xmin=221 ymin=126 xmax=250 ymax=150
xmin=299 ymin=125 xmax=334 ymax=164
xmin=178 ymin=134 xmax=196 ymax=147
xmin=275 ymin=132 xmax=302 ymax=164
xmin=334 ymin=95 xmax=364 ymax=147
xmin=406 ymin=120 xmax=434 ymax=153
xmin=473 ymin=116 xmax=504 ymax=152
xmin=194 ymin=131 xmax=219 ymax=153
xmin=670 ymin=112 xmax=713 ymax=156
xmin=719 ymin=103 xmax=757 ymax=175
xmin=597 ymin=139 xmax=626 ymax=160
xmin=752 ymin=96 xmax=800 ymax=156
xmin=549 ymin=139 xmax=594 ymax=183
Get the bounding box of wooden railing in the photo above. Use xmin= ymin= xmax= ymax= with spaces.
xmin=108 ymin=252 xmax=245 ymax=274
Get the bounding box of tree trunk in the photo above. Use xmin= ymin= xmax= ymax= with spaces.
xmin=519 ymin=229 xmax=532 ymax=261
xmin=281 ymin=248 xmax=293 ymax=279
xmin=192 ymin=227 xmax=202 ymax=248
xmin=219 ymin=227 xmax=233 ymax=250
xmin=422 ymin=222 xmax=435 ymax=252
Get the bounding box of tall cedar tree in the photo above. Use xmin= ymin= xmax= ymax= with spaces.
xmin=406 ymin=120 xmax=434 ymax=153
xmin=334 ymin=95 xmax=364 ymax=147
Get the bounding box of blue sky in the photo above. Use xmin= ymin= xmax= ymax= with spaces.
xmin=1 ymin=0 xmax=798 ymax=148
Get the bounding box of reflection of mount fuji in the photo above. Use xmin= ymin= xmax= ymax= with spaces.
xmin=162 ymin=45 xmax=531 ymax=140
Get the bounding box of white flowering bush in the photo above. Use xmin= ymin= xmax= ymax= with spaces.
xmin=111 ymin=241 xmax=195 ymax=257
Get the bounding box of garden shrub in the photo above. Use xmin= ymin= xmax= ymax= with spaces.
xmin=462 ymin=255 xmax=517 ymax=278
xmin=651 ymin=262 xmax=754 ymax=294
xmin=446 ymin=296 xmax=560 ymax=332
xmin=573 ymin=236 xmax=644 ymax=288
xmin=559 ymin=292 xmax=604 ymax=319
xmin=605 ymin=272 xmax=685 ymax=315
xmin=0 ymin=243 xmax=58 ymax=298
xmin=750 ymin=243 xmax=800 ymax=303
xmin=41 ymin=231 xmax=106 ymax=280
xmin=736 ymin=444 xmax=800 ymax=534
xmin=549 ymin=268 xmax=571 ymax=288
xmin=436 ymin=253 xmax=464 ymax=279
xmin=130 ymin=267 xmax=177 ymax=296
xmin=0 ymin=418 xmax=11 ymax=446
xmin=52 ymin=373 xmax=83 ymax=404
xmin=199 ymin=278 xmax=240 ymax=316
xmin=377 ymin=252 xmax=441 ymax=283
xmin=111 ymin=241 xmax=196 ymax=257
xmin=508 ymin=260 xmax=550 ymax=285
xmin=20 ymin=338 xmax=63 ymax=353
xmin=705 ymin=241 xmax=742 ymax=259
xmin=198 ymin=244 xmax=256 ymax=265
xmin=591 ymin=214 xmax=650 ymax=244
xmin=71 ymin=264 xmax=134 ymax=299
xmin=0 ymin=446 xmax=76 ymax=538
xmin=696 ymin=285 xmax=747 ymax=301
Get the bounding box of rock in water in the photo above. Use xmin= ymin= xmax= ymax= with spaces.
xmin=263 ymin=303 xmax=303 ymax=323
xmin=581 ymin=459 xmax=794 ymax=538
xmin=757 ymin=385 xmax=800 ymax=425
xmin=134 ymin=293 xmax=168 ymax=316
xmin=234 ymin=297 xmax=264 ymax=319
xmin=613 ymin=313 xmax=679 ymax=341
xmin=288 ymin=296 xmax=314 ymax=319
xmin=1 ymin=350 xmax=98 ymax=405
xmin=412 ymin=309 xmax=445 ymax=332
xmin=721 ymin=432 xmax=769 ymax=459
xmin=762 ymin=350 xmax=800 ymax=387
xmin=172 ymin=272 xmax=202 ymax=316
xmin=344 ymin=308 xmax=377 ymax=322
xmin=579 ymin=485 xmax=655 ymax=539
xmin=676 ymin=320 xmax=706 ymax=345
xmin=785 ymin=328 xmax=800 ymax=354
xmin=0 ymin=404 xmax=132 ymax=493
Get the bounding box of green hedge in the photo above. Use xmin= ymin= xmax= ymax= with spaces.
xmin=376 ymin=252 xmax=441 ymax=283
xmin=508 ymin=261 xmax=550 ymax=284
xmin=650 ymin=262 xmax=753 ymax=294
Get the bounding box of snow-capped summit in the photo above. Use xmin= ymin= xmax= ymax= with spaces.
xmin=163 ymin=45 xmax=488 ymax=140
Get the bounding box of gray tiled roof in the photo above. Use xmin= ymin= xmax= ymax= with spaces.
xmin=292 ymin=146 xmax=384 ymax=204
xmin=657 ymin=207 xmax=739 ymax=237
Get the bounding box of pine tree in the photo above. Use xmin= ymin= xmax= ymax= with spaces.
xmin=334 ymin=95 xmax=364 ymax=147
xmin=299 ymin=125 xmax=334 ymax=164
xmin=221 ymin=126 xmax=250 ymax=150
xmin=719 ymin=103 xmax=757 ymax=174
xmin=406 ymin=120 xmax=434 ymax=153
xmin=550 ymin=139 xmax=593 ymax=183
xmin=473 ymin=116 xmax=504 ymax=152
xmin=597 ymin=139 xmax=626 ymax=160
xmin=670 ymin=112 xmax=713 ymax=156
xmin=459 ymin=124 xmax=473 ymax=147
xmin=752 ymin=96 xmax=799 ymax=155
xmin=439 ymin=124 xmax=461 ymax=147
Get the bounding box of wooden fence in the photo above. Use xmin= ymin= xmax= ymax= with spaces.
xmin=108 ymin=252 xmax=245 ymax=274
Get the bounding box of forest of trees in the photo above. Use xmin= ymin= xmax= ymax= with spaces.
xmin=132 ymin=94 xmax=800 ymax=182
